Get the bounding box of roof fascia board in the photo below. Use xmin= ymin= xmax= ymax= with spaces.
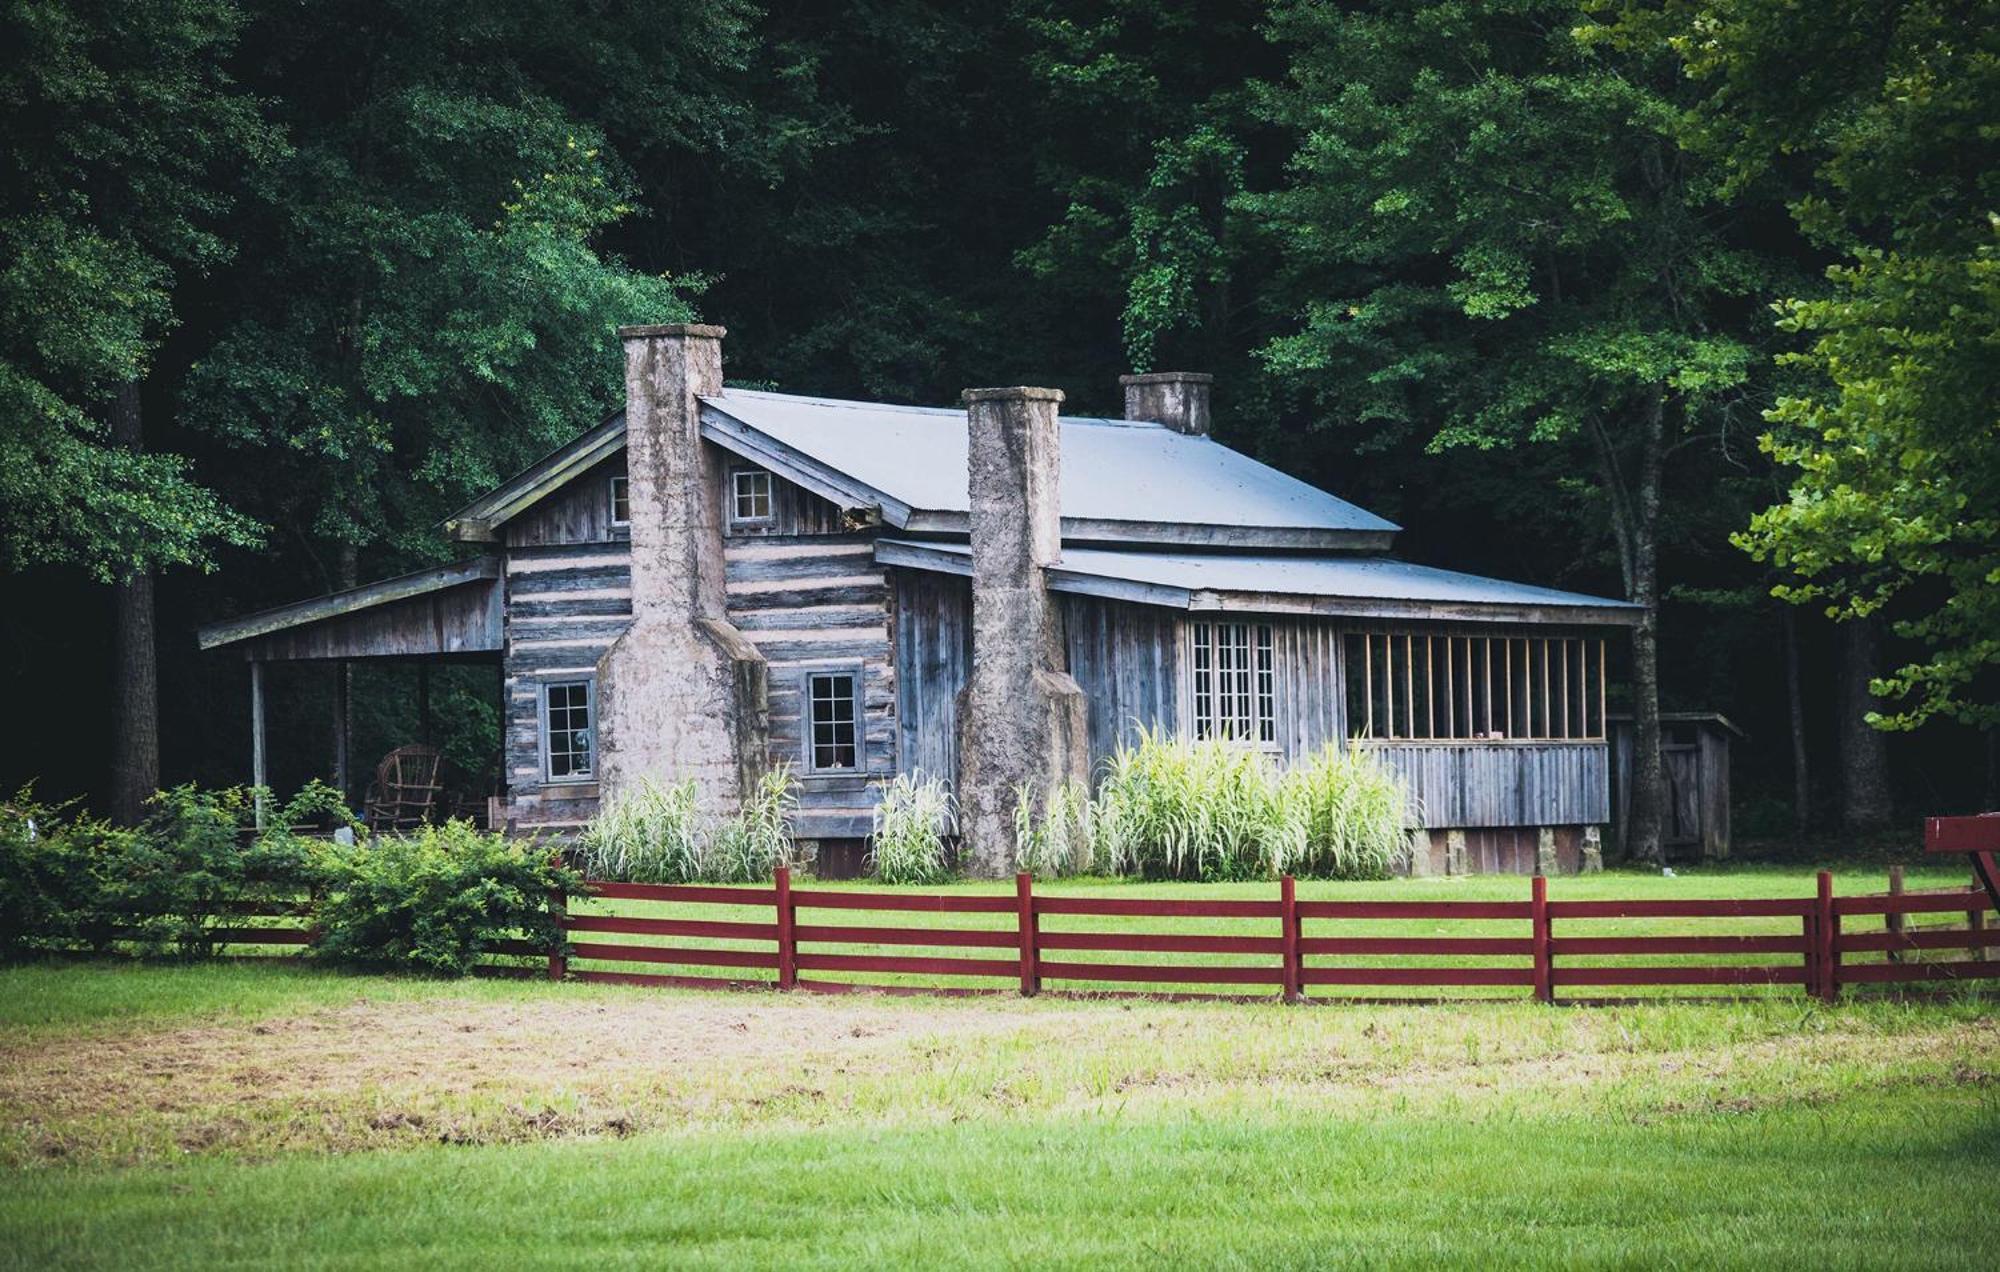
xmin=1188 ymin=589 xmax=1644 ymax=627
xmin=897 ymin=509 xmax=1393 ymax=551
xmin=872 ymin=538 xmax=972 ymax=577
xmin=1046 ymin=569 xmax=1194 ymax=609
xmin=197 ymin=557 xmax=502 ymax=649
xmin=698 ymin=404 xmax=912 ymax=528
xmin=446 ymin=417 xmax=627 ymax=541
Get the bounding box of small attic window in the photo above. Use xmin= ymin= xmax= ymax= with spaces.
xmin=730 ymin=468 xmax=773 ymax=529
xmin=608 ymin=476 xmax=630 ymax=527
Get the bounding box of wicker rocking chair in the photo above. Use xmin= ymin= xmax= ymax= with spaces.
xmin=363 ymin=744 xmax=445 ymax=832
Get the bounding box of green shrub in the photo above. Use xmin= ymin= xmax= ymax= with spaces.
xmin=123 ymin=783 xmax=348 ymax=958
xmin=869 ymin=771 xmax=955 ymax=885
xmin=0 ymin=789 xmax=139 ymax=958
xmin=577 ymin=768 xmax=801 ymax=883
xmin=1280 ymin=746 xmax=1408 ymax=879
xmin=311 ymin=820 xmax=576 ymax=976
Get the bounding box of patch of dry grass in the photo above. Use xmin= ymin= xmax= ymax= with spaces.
xmin=4 ymin=965 xmax=1994 ymax=1168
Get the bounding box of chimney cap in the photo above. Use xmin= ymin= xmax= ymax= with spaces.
xmin=618 ymin=322 xmax=727 ymax=341
xmin=962 ymin=386 xmax=1065 ymax=405
xmin=1119 ymin=371 xmax=1213 ymax=387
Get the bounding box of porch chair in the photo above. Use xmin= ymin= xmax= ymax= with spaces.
xmin=363 ymin=744 xmax=445 ymax=832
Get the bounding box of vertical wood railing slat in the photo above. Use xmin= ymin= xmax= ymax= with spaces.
xmin=1886 ymin=865 xmax=1904 ymax=964
xmin=549 ymin=884 xmax=568 ymax=982
xmin=1816 ymin=871 xmax=1838 ymax=1003
xmin=1531 ymin=874 xmax=1552 ymax=1003
xmin=775 ymin=865 xmax=797 ymax=990
xmin=1280 ymin=875 xmax=1300 ymax=1004
xmin=1016 ymin=872 xmax=1040 ymax=997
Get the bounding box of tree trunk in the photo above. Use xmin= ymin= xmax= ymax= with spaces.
xmin=1622 ymin=396 xmax=1669 ymax=864
xmin=108 ymin=381 xmax=159 ymax=824
xmin=1782 ymin=604 xmax=1810 ymax=839
xmin=1838 ymin=615 xmax=1894 ymax=830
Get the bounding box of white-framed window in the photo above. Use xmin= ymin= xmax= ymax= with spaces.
xmin=608 ymin=475 xmax=630 ymax=528
xmin=729 ymin=467 xmax=774 ymax=529
xmin=805 ymin=668 xmax=859 ymax=772
xmin=1190 ymin=622 xmax=1276 ymax=746
xmin=541 ymin=679 xmax=595 ymax=781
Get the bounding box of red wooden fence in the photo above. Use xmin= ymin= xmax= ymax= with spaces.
xmin=525 ymin=868 xmax=2000 ymax=1004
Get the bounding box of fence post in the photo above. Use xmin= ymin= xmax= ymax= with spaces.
xmin=1885 ymin=865 xmax=1905 ymax=963
xmin=775 ymin=864 xmax=797 ymax=991
xmin=1531 ymin=874 xmax=1553 ymax=1004
xmin=1281 ymin=875 xmax=1300 ymax=1005
xmin=1016 ymin=872 xmax=1040 ymax=997
xmin=548 ymin=885 xmax=567 ymax=983
xmin=1816 ymin=870 xmax=1839 ymax=1004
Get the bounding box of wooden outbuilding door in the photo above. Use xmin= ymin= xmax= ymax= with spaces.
xmin=1664 ymin=741 xmax=1702 ymax=848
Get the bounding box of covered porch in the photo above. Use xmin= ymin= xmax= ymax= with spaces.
xmin=196 ymin=558 xmax=505 ymax=827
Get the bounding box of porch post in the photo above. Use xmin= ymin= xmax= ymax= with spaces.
xmin=250 ymin=659 xmax=268 ymax=829
xmin=332 ymin=659 xmax=350 ymax=802
xmin=417 ymin=662 xmax=432 ymax=746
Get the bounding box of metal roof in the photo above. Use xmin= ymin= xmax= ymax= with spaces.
xmin=698 ymin=389 xmax=1398 ymax=547
xmin=875 ymin=539 xmax=1642 ymax=626
xmin=447 ymin=389 xmax=1400 ymax=548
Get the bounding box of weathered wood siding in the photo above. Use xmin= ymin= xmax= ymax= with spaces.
xmin=1361 ymin=741 xmax=1609 ymax=830
xmin=1061 ymin=594 xmax=1180 ymax=773
xmin=235 ymin=580 xmax=502 ymax=662
xmin=725 ymin=523 xmax=896 ymax=840
xmin=505 ymin=455 xmax=628 ymax=548
xmin=892 ymin=571 xmax=972 ymax=787
xmin=722 ymin=459 xmax=850 ymax=537
xmin=501 ymin=540 xmax=632 ymax=829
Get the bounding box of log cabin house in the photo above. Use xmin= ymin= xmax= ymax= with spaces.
xmin=199 ymin=324 xmax=1642 ymax=875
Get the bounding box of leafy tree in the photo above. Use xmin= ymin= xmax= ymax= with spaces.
xmin=1674 ymin=0 xmax=2000 ymax=732
xmin=184 ymin=0 xmax=754 ymax=578
xmin=0 ymin=0 xmax=269 ymax=578
xmin=0 ymin=0 xmax=276 ymax=822
xmin=1242 ymin=0 xmax=1795 ymax=859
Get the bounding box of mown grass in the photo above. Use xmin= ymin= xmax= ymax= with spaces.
xmin=3 ymin=1089 xmax=1995 ymax=1269
xmin=2 ymin=940 xmax=1996 ymax=1268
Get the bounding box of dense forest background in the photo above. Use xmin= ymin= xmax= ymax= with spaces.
xmin=3 ymin=0 xmax=1994 ymax=849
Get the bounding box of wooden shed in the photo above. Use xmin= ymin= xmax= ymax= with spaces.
xmin=1610 ymin=713 xmax=1744 ymax=861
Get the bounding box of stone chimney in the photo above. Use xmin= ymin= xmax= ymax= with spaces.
xmin=596 ymin=324 xmax=767 ymax=812
xmin=955 ymin=387 xmax=1090 ymax=877
xmin=1120 ymin=371 xmax=1213 ymax=436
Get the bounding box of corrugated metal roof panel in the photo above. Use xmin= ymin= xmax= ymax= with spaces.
xmin=876 ymin=538 xmax=1639 ymax=622
xmin=702 ymin=388 xmax=1399 ymax=535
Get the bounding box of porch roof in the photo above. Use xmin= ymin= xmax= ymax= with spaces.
xmin=196 ymin=557 xmax=504 ymax=661
xmin=874 ymin=539 xmax=1642 ymax=626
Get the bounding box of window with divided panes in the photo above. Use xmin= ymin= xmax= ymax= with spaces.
xmin=807 ymin=670 xmax=858 ymax=771
xmin=730 ymin=468 xmax=773 ymax=528
xmin=1190 ymin=622 xmax=1276 ymax=745
xmin=542 ymin=680 xmax=594 ymax=779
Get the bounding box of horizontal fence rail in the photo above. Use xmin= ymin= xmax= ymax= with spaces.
xmin=537 ymin=868 xmax=2000 ymax=1005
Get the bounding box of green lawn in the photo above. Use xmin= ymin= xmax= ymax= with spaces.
xmin=2 ymin=863 xmax=1995 ymax=1268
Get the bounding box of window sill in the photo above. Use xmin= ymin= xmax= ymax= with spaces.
xmin=540 ymin=780 xmax=600 ymax=797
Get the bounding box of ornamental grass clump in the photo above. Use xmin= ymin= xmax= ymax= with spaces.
xmin=1280 ymin=745 xmax=1409 ymax=879
xmin=868 ymin=771 xmax=955 ymax=885
xmin=577 ymin=778 xmax=704 ymax=883
xmin=577 ymin=769 xmax=800 ymax=884
xmin=1012 ymin=779 xmax=1099 ymax=878
xmin=1090 ymin=728 xmax=1300 ymax=880
xmin=709 ymin=766 xmax=804 ymax=880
